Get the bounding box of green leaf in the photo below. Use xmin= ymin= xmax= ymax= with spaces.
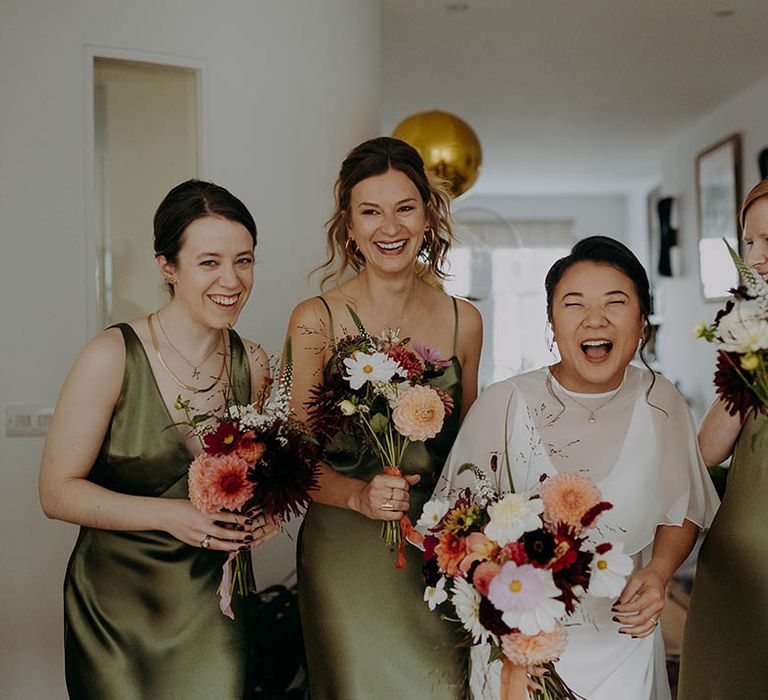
xmin=369 ymin=413 xmax=389 ymax=433
xmin=190 ymin=413 xmax=212 ymax=427
xmin=345 ymin=304 xmax=370 ymax=338
xmin=487 ymin=641 xmax=504 ymax=663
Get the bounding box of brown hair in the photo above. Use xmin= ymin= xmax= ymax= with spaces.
xmin=314 ymin=137 xmax=455 ymax=289
xmin=740 ymin=178 xmax=768 ymax=229
xmin=154 ymin=179 xmax=256 ymax=296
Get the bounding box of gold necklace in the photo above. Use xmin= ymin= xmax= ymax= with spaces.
xmin=147 ymin=313 xmax=227 ymax=393
xmin=156 ymin=311 xmax=222 ymax=379
xmin=551 ymin=369 xmax=623 ymax=424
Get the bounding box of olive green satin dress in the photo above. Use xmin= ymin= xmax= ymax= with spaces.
xmin=64 ymin=324 xmax=252 ymax=700
xmin=297 ymin=300 xmax=468 ymax=700
xmin=678 ymin=412 xmax=768 ymax=698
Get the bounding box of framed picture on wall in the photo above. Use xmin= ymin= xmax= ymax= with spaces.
xmin=696 ymin=133 xmax=742 ymax=300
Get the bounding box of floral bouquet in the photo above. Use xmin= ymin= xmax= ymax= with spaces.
xmin=415 ymin=462 xmax=632 ymax=699
xmin=695 ymin=240 xmax=768 ymax=423
xmin=306 ymin=305 xmax=454 ymax=568
xmin=178 ymin=340 xmax=320 ymax=618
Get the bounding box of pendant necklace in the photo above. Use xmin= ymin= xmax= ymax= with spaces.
xmin=148 ymin=313 xmax=227 ymax=393
xmin=156 ymin=311 xmax=222 ymax=379
xmin=551 ymin=369 xmax=624 ymax=424
xmin=561 ymin=390 xmax=621 ymax=424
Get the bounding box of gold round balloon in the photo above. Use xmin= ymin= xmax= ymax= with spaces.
xmin=392 ymin=110 xmax=482 ymax=198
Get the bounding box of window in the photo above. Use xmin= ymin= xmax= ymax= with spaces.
xmin=444 ymin=218 xmax=575 ymax=389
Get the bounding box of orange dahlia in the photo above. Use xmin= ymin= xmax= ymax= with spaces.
xmin=540 ymin=472 xmax=602 ymax=533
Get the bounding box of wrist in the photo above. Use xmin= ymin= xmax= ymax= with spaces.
xmin=344 ymin=479 xmax=366 ymax=513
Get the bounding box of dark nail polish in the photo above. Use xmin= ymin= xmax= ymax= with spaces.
xmin=236 ymin=524 xmax=245 ymax=531
xmin=244 ymin=518 xmax=253 ymax=526
xmin=244 ymin=534 xmax=253 ymax=542
xmin=612 ymin=616 xmax=620 ymax=623
xmin=238 ymin=545 xmax=249 ymax=551
xmin=618 ymin=630 xmax=626 ymax=634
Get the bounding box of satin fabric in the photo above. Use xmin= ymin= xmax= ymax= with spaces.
xmin=64 ymin=324 xmax=252 ymax=699
xmin=678 ymin=412 xmax=768 ymax=698
xmin=297 ymin=356 xmax=468 ymax=700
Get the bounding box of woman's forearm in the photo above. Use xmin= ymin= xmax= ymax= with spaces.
xmin=646 ymin=519 xmax=699 ymax=584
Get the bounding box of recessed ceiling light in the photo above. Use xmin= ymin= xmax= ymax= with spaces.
xmin=446 ymin=2 xmax=469 ymax=12
xmin=714 ymin=8 xmax=735 ymax=17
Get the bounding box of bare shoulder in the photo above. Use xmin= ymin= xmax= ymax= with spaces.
xmin=455 ymin=297 xmax=483 ymax=337
xmin=61 ymin=327 xmax=126 ymax=404
xmin=76 ymin=327 xmax=126 ymax=377
xmin=288 ymin=296 xmax=331 ymax=333
xmin=240 ymin=338 xmax=270 ymax=375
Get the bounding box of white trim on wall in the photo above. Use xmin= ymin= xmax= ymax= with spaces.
xmin=81 ymin=45 xmax=208 ymax=337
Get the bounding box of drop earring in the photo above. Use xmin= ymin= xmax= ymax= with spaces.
xmin=545 ymin=321 xmax=555 ymax=352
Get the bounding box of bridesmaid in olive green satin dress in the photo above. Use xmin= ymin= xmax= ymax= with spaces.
xmin=678 ymin=179 xmax=768 ymax=699
xmin=286 ymin=137 xmax=483 ymax=699
xmin=40 ymin=180 xmax=279 ymax=699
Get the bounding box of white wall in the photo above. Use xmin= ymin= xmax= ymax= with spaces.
xmin=0 ymin=1 xmax=379 ymax=696
xmin=454 ymin=192 xmax=629 ymax=243
xmin=657 ymin=72 xmax=768 ymax=418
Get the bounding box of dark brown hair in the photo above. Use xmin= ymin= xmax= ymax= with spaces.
xmin=315 ymin=137 xmax=455 ymax=289
xmin=153 ymin=180 xmax=257 ymax=296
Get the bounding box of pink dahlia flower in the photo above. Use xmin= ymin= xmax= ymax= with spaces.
xmin=188 ymin=452 xmax=253 ymax=513
xmin=501 ymin=624 xmax=568 ymax=666
xmin=392 ymin=384 xmax=446 ymax=441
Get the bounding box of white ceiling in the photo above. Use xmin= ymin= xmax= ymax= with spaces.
xmin=381 ymin=0 xmax=768 ymax=195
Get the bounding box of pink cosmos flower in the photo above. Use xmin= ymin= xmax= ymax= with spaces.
xmin=501 ymin=624 xmax=568 ymax=666
xmin=188 ymin=452 xmax=253 ymax=513
xmin=540 ymin=472 xmax=602 ymax=534
xmin=412 ymin=340 xmax=453 ymax=368
xmin=487 ymin=561 xmax=565 ymax=635
xmin=393 ymin=385 xmax=446 ymax=441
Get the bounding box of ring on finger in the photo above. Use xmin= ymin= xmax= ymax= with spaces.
xmin=380 ymin=501 xmax=395 ymax=511
xmin=649 ymin=616 xmax=659 ymax=626
xmin=201 ymin=535 xmax=212 ymax=549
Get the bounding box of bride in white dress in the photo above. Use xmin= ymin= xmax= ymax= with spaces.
xmin=435 ymin=237 xmax=718 ymax=699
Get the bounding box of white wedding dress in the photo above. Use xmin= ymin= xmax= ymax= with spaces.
xmin=434 ymin=365 xmax=719 ymax=700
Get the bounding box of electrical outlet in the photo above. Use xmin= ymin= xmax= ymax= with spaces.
xmin=5 ymin=405 xmax=54 ymax=437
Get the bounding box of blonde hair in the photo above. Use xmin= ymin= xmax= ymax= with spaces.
xmin=740 ymin=178 xmax=768 ymax=229
xmin=314 ymin=137 xmax=456 ymax=290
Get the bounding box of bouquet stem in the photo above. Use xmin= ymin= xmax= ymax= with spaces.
xmin=529 ymin=661 xmax=585 ymax=700
xmin=232 ymin=550 xmax=257 ymax=597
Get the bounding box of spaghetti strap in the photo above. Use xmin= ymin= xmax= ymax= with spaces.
xmin=316 ymin=296 xmax=335 ymax=343
xmin=451 ymin=296 xmax=459 ymax=356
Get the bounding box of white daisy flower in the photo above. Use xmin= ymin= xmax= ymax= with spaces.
xmin=424 ymin=577 xmax=448 ymax=611
xmin=452 ymin=577 xmax=493 ymax=644
xmin=416 ymin=499 xmax=450 ymax=531
xmin=587 ymin=542 xmax=634 ymax=598
xmin=343 ymin=351 xmax=404 ymax=390
xmin=484 ymin=492 xmax=543 ymax=546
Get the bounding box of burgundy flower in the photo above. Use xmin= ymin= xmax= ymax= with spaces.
xmin=204 ymin=421 xmax=242 ymax=454
xmin=248 ymin=420 xmax=320 ymax=520
xmin=478 ymin=595 xmax=513 ymax=637
xmin=714 ymin=351 xmax=757 ymax=420
xmin=523 ymin=529 xmax=557 ymax=566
